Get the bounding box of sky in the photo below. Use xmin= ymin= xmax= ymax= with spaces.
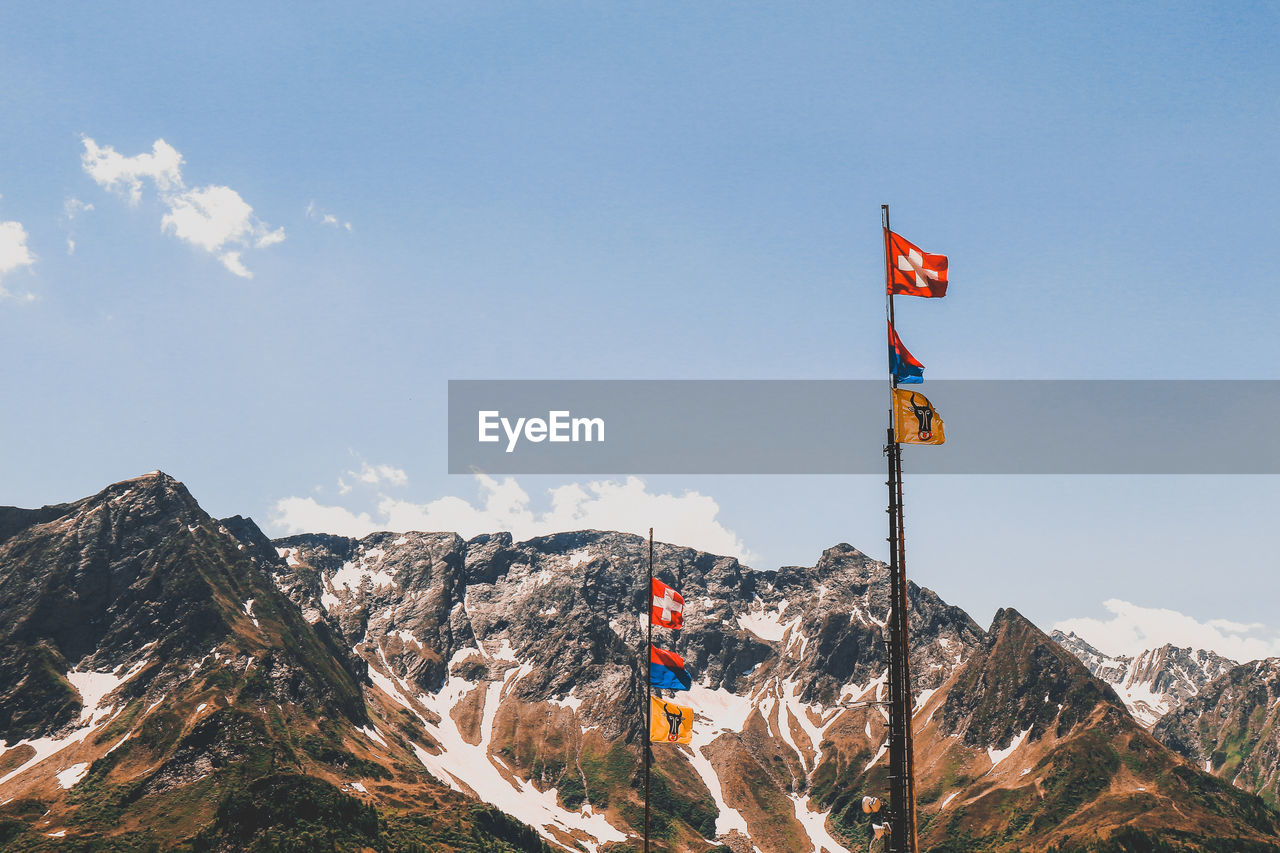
xmin=1 ymin=2 xmax=1277 ymax=661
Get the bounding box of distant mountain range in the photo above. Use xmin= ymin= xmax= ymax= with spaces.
xmin=3 ymin=473 xmax=1280 ymax=851
xmin=1050 ymin=630 xmax=1237 ymax=728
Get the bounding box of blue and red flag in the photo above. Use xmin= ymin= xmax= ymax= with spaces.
xmin=650 ymin=645 xmax=692 ymax=691
xmin=888 ymin=321 xmax=925 ymax=385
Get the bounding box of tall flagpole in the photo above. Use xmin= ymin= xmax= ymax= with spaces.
xmin=881 ymin=204 xmax=919 ymax=853
xmin=643 ymin=528 xmax=653 ymax=853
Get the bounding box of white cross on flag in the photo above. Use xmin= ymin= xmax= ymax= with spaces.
xmin=651 ymin=578 xmax=684 ymax=629
xmin=887 ymin=230 xmax=948 ymax=298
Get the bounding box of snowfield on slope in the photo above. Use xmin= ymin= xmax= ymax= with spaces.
xmin=368 ymin=645 xmax=627 ymax=852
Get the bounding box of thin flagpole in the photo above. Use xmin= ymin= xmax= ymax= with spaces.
xmin=881 ymin=204 xmax=918 ymax=853
xmin=898 ymin=451 xmax=919 ymax=853
xmin=882 ymin=204 xmax=903 ymax=853
xmin=644 ymin=528 xmax=653 ymax=853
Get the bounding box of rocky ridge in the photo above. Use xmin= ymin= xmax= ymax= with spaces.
xmin=1154 ymin=658 xmax=1280 ymax=808
xmin=1051 ymin=630 xmax=1237 ymax=728
xmin=2 ymin=474 xmax=1279 ymax=852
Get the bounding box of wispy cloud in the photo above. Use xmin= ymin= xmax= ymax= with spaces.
xmin=1054 ymin=598 xmax=1280 ymax=662
xmin=0 ymin=201 xmax=36 ymax=302
xmin=81 ymin=137 xmax=284 ymax=278
xmin=305 ymin=201 xmax=352 ymax=231
xmin=62 ymin=197 xmax=94 ymax=255
xmin=271 ymin=474 xmax=755 ymax=563
xmin=335 ymin=459 xmax=409 ymax=495
xmin=349 ymin=461 xmax=408 ymax=487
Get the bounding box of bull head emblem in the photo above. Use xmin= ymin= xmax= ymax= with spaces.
xmin=662 ymin=703 xmax=685 ymax=741
xmin=909 ymin=394 xmax=933 ymax=440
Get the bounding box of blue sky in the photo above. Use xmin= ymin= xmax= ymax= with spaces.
xmin=1 ymin=3 xmax=1277 ymax=658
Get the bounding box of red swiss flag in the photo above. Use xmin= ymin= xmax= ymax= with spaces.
xmin=887 ymin=231 xmax=948 ymax=298
xmin=651 ymin=578 xmax=684 ymax=629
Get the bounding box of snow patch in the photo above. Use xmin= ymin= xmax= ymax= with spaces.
xmin=404 ymin=653 xmax=625 ymax=851
xmin=737 ymin=598 xmax=795 ymax=642
xmin=684 ymin=685 xmax=752 ymax=837
xmin=412 ymin=742 xmax=463 ymax=792
xmin=358 ymin=725 xmax=388 ymax=748
xmin=56 ymin=763 xmax=90 ymax=789
xmin=790 ymin=794 xmax=851 ymax=853
xmin=549 ymin=693 xmax=583 ymax=712
xmin=329 ymin=557 xmax=397 ymax=596
xmin=67 ymin=660 xmax=146 ymax=723
xmin=243 ymin=598 xmax=259 ymax=628
xmin=367 ymin=661 xmax=412 ymax=709
xmin=510 ymin=566 xmax=556 ymax=596
xmin=1107 ymin=679 xmax=1170 ymax=728
xmin=987 ymin=728 xmax=1031 ymax=768
xmin=392 ymin=630 xmax=421 ymax=648
xmin=0 ymin=712 xmax=117 ymax=788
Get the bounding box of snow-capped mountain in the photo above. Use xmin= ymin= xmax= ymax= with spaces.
xmin=3 ymin=473 xmax=1280 ymax=852
xmin=269 ymin=528 xmax=987 ymax=853
xmin=1051 ymin=630 xmax=1237 ymax=728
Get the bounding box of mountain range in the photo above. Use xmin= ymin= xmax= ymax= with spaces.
xmin=1050 ymin=631 xmax=1237 ymax=729
xmin=3 ymin=473 xmax=1280 ymax=852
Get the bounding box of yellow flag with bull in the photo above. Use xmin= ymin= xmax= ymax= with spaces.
xmin=893 ymin=388 xmax=945 ymax=445
xmin=650 ymin=696 xmax=693 ymax=744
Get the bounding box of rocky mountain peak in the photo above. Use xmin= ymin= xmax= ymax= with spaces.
xmin=1154 ymin=657 xmax=1280 ymax=807
xmin=0 ymin=472 xmax=368 ymax=744
xmin=937 ymin=608 xmax=1121 ymax=751
xmin=1051 ymin=628 xmax=1238 ymax=728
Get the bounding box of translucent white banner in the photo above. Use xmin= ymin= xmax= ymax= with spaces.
xmin=447 ymin=380 xmax=1280 ymax=474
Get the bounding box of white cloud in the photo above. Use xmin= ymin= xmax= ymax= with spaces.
xmin=161 ymin=185 xmax=284 ymax=277
xmin=82 ymin=138 xmax=183 ymax=204
xmin=1054 ymin=598 xmax=1280 ymax=662
xmin=218 ymin=250 xmax=251 ymax=278
xmin=81 ymin=137 xmax=283 ymax=278
xmin=349 ymin=462 xmax=408 ymax=487
xmin=161 ymin=185 xmax=254 ymax=251
xmin=270 ymin=474 xmax=755 ymax=563
xmin=271 ymin=497 xmax=378 ymax=540
xmin=0 ymin=218 xmax=36 ymax=301
xmin=305 ymin=201 xmax=352 ymax=231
